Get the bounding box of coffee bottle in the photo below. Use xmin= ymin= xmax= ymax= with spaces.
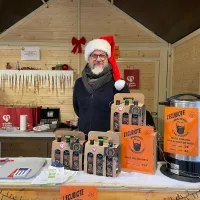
xmin=122 ymin=99 xmax=129 ymax=124
xmin=72 ymin=151 xmax=79 ymax=171
xmin=96 ymin=154 xmax=103 ymax=176
xmin=87 ymin=152 xmax=94 ymax=174
xmin=132 ymin=100 xmax=140 ymax=125
xmin=63 ymin=150 xmax=70 ymax=169
xmin=106 ymin=156 xmax=113 ymax=177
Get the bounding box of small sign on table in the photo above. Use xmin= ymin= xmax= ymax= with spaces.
xmin=60 ymin=186 xmax=98 ymax=200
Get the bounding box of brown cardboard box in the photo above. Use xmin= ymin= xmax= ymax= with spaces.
xmin=121 ymin=125 xmax=157 ymax=174
xmin=111 ymin=93 xmax=146 ymax=132
xmin=84 ymin=131 xmax=121 ymax=177
xmin=51 ymin=129 xmax=86 ymax=171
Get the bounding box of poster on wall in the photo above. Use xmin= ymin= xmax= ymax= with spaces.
xmin=21 ymin=46 xmax=40 ymax=60
xmin=124 ymin=69 xmax=139 ymax=89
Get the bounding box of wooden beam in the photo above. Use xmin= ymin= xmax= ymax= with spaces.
xmin=0 ymin=42 xmax=168 ymax=51
xmin=167 ymin=44 xmax=173 ymax=97
xmin=0 ymin=41 xmax=167 ymax=47
xmin=157 ymin=48 xmax=168 ymax=135
xmin=1 ymin=188 xmax=200 ymax=200
xmin=154 ymin=61 xmax=159 ymax=128
xmin=117 ymin=58 xmax=160 ymax=62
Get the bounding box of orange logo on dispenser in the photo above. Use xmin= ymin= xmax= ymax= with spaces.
xmin=172 ymin=119 xmax=188 ymax=137
xmin=164 ymin=107 xmax=198 ymax=156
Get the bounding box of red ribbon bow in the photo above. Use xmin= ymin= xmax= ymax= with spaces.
xmin=71 ymin=37 xmax=86 ymax=54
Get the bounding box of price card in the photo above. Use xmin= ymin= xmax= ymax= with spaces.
xmin=60 ymin=186 xmax=97 ymax=200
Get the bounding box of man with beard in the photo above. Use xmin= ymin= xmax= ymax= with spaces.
xmin=73 ymin=35 xmax=129 ymax=138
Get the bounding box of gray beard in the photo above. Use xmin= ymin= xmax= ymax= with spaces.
xmin=88 ymin=63 xmax=109 ymax=75
xmin=91 ymin=67 xmax=103 ymax=75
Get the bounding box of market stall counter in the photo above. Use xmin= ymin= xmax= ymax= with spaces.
xmin=0 ymin=130 xmax=55 ymax=157
xmin=0 ymin=159 xmax=200 ymax=200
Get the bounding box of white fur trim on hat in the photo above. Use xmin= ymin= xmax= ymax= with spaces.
xmin=114 ymin=79 xmax=125 ymax=91
xmin=84 ymin=39 xmax=111 ymax=61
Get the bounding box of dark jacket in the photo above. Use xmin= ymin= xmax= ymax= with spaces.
xmin=73 ymin=78 xmax=129 ymax=136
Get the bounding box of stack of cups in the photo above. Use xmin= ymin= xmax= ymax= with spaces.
xmin=20 ymin=115 xmax=27 ymax=131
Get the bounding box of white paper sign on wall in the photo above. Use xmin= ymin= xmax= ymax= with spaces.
xmin=21 ymin=46 xmax=40 ymax=60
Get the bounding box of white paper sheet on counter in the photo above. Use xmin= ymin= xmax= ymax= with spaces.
xmin=31 ymin=166 xmax=77 ymax=185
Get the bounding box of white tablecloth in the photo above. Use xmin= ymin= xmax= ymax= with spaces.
xmin=0 ymin=159 xmax=200 ymax=189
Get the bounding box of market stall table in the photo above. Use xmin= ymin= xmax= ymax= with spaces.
xmin=0 ymin=129 xmax=55 ymax=157
xmin=0 ymin=159 xmax=200 ymax=200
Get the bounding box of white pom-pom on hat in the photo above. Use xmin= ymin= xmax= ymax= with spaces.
xmin=114 ymin=79 xmax=126 ymax=91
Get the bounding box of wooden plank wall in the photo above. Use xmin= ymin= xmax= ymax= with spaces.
xmin=0 ymin=0 xmax=167 ymax=125
xmin=172 ymin=35 xmax=200 ymax=95
xmin=0 ymin=48 xmax=78 ymax=121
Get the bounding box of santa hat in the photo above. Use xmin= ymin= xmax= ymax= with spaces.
xmin=84 ymin=35 xmax=125 ymax=91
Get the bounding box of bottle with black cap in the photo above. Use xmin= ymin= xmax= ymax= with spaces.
xmin=63 ymin=150 xmax=70 ymax=169
xmin=72 ymin=151 xmax=79 ymax=171
xmin=99 ymin=138 xmax=104 ymax=146
xmin=90 ymin=138 xmax=94 ymax=145
xmin=57 ymin=136 xmax=62 ymax=142
xmin=87 ymin=152 xmax=94 ymax=174
xmin=96 ymin=153 xmax=104 ymax=176
xmin=108 ymin=139 xmax=113 ymax=147
xmin=106 ymin=156 xmax=113 ymax=177
xmin=132 ymin=100 xmax=140 ymax=125
xmin=54 ymin=136 xmax=62 ymax=164
xmin=116 ymin=100 xmax=120 ymax=105
xmin=122 ymin=99 xmax=129 ymax=124
xmin=65 ymin=135 xmax=71 ymax=147
xmin=113 ymin=100 xmax=120 ymax=131
xmin=65 ymin=135 xmax=70 ymax=143
xmin=113 ymin=111 xmax=120 ymax=131
xmin=54 ymin=149 xmax=61 ymax=164
xmin=106 ymin=139 xmax=114 ymax=177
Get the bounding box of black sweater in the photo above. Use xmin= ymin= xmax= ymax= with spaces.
xmin=73 ymin=78 xmax=156 ymax=137
xmin=73 ymin=78 xmax=129 ymax=136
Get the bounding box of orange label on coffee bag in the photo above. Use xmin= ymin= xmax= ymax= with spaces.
xmin=164 ymin=107 xmax=199 ymax=156
xmin=121 ymin=125 xmax=155 ymax=173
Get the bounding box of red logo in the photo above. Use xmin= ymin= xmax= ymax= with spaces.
xmin=88 ymin=192 xmax=94 ymax=198
xmin=189 ymin=112 xmax=195 ymax=118
xmin=124 ymin=69 xmax=139 ymax=89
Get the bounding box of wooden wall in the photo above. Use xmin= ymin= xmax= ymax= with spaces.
xmin=0 ymin=48 xmax=78 ymax=121
xmin=172 ymin=34 xmax=200 ymax=95
xmin=0 ymin=0 xmax=168 ymax=131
